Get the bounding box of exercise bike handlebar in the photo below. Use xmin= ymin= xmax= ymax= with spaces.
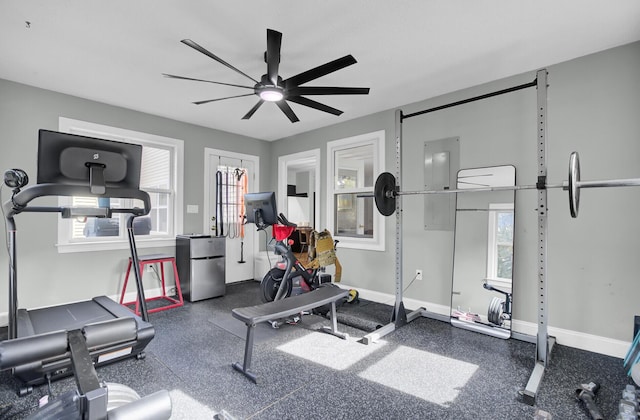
xmin=277 ymin=213 xmax=297 ymax=228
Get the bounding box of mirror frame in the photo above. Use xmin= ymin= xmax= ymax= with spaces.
xmin=277 ymin=149 xmax=321 ymax=229
xmin=450 ymin=165 xmax=516 ymax=339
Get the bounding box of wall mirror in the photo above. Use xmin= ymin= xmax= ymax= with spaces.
xmin=277 ymin=149 xmax=320 ymax=230
xmin=450 ymin=165 xmax=516 ymax=339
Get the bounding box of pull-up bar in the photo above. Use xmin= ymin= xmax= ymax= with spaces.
xmin=402 ymin=79 xmax=537 ymax=121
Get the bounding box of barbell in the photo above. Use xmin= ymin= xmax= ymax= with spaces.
xmin=372 ymin=152 xmax=640 ymax=218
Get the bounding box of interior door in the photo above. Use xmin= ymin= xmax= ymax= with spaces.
xmin=204 ymin=149 xmax=258 ymax=283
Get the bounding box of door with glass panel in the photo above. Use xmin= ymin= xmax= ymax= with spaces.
xmin=204 ymin=148 xmax=258 ymax=283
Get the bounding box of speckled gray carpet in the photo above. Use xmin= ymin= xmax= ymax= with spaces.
xmin=0 ymin=280 xmax=633 ymax=419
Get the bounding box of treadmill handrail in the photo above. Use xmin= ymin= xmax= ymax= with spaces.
xmin=4 ymin=183 xmax=152 ymax=339
xmin=3 ymin=183 xmax=151 ymax=220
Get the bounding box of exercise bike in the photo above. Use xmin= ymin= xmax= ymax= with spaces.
xmin=260 ymin=213 xmax=336 ymax=304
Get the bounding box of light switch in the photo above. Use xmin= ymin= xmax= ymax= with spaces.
xmin=186 ymin=205 xmax=199 ymax=214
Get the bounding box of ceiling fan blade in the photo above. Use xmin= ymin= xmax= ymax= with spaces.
xmin=276 ymin=101 xmax=300 ymax=123
xmin=181 ymin=39 xmax=259 ymax=84
xmin=284 ymin=55 xmax=357 ymax=87
xmin=266 ymin=29 xmax=282 ymax=85
xmin=193 ymin=93 xmax=255 ymax=105
xmin=242 ymin=100 xmax=265 ymax=120
xmin=286 ymin=96 xmax=343 ymax=116
xmin=162 ymin=74 xmax=254 ymax=89
xmin=288 ymin=86 xmax=370 ymax=96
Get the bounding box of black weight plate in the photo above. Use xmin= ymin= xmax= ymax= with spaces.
xmin=374 ymin=172 xmax=397 ymax=216
xmin=568 ymin=151 xmax=581 ymax=218
xmin=488 ymin=297 xmax=504 ymax=326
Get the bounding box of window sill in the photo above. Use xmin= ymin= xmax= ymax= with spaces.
xmin=334 ymin=236 xmax=385 ymax=252
xmin=56 ymin=237 xmax=176 ymax=254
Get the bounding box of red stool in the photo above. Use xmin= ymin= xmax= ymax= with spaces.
xmin=119 ymin=254 xmax=184 ymax=315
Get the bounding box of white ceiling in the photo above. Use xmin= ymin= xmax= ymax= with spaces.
xmin=1 ymin=1 xmax=639 ymax=141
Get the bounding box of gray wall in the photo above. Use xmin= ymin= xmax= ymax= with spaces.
xmin=271 ymin=41 xmax=640 ymax=342
xmin=1 ymin=41 xmax=638 ymax=344
xmin=0 ymin=78 xmax=270 ymax=312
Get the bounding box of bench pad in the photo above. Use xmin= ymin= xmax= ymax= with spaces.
xmin=232 ymin=285 xmax=348 ymax=325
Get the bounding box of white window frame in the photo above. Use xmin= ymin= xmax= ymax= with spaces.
xmin=57 ymin=117 xmax=184 ymax=253
xmin=486 ymin=202 xmax=514 ymax=286
xmin=326 ymin=130 xmax=385 ymax=251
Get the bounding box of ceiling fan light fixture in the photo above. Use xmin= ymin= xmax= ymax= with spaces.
xmin=259 ymin=86 xmax=284 ymax=102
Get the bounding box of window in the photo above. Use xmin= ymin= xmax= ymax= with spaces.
xmin=486 ymin=203 xmax=514 ymax=282
xmin=57 ymin=118 xmax=184 ymax=253
xmin=327 ymin=131 xmax=385 ymax=251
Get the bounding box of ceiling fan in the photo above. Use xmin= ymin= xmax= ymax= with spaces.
xmin=163 ymin=29 xmax=370 ymax=123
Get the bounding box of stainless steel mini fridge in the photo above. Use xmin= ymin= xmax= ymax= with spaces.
xmin=176 ymin=235 xmax=226 ymax=302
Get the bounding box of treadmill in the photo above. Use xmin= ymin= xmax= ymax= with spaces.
xmin=3 ymin=129 xmax=155 ymax=394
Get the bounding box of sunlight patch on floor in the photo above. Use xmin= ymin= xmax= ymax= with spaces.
xmin=277 ymin=331 xmax=385 ymax=370
xmin=168 ymin=389 xmax=217 ymax=419
xmin=358 ymin=346 xmax=478 ymax=407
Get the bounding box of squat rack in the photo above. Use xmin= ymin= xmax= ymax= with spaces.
xmin=361 ymin=69 xmax=551 ymax=405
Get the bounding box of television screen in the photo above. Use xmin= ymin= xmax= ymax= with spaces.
xmin=37 ymin=129 xmax=142 ymax=194
xmin=244 ymin=192 xmax=277 ymax=226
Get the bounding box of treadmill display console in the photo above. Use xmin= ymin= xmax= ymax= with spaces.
xmin=37 ymin=129 xmax=143 ymax=193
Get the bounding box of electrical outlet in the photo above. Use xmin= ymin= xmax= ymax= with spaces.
xmin=415 ymin=269 xmax=423 ymax=281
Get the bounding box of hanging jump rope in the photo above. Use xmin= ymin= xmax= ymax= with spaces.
xmin=225 ymin=170 xmax=235 ymax=238
xmin=235 ymin=166 xmax=247 ymax=263
xmin=216 ymin=162 xmax=248 ymax=262
xmin=216 ymin=169 xmax=224 ymax=236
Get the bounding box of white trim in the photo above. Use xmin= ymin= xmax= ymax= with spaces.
xmin=278 ymin=149 xmax=321 ymax=229
xmin=58 ymin=238 xmax=177 ymax=253
xmin=326 ymin=130 xmax=385 ymax=251
xmin=511 ymin=319 xmax=629 ymax=358
xmin=57 ymin=118 xmax=184 ymax=253
xmin=338 ymin=282 xmax=628 ymax=359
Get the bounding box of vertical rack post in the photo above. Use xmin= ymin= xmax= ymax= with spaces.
xmin=536 ymin=68 xmax=549 ymax=367
xmin=393 ymin=109 xmax=407 ymax=326
xmin=361 ymin=110 xmax=412 ymax=345
xmin=523 ymin=68 xmax=555 ymax=405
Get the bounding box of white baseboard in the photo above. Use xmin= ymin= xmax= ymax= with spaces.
xmin=511 ymin=319 xmax=630 ymax=359
xmin=339 ymin=282 xmax=629 ymax=359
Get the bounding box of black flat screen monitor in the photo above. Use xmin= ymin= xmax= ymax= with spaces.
xmin=244 ymin=192 xmax=277 ymax=226
xmin=37 ymin=129 xmax=143 ymax=194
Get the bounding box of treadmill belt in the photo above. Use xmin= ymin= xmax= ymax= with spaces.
xmin=26 ymin=300 xmax=117 ymax=335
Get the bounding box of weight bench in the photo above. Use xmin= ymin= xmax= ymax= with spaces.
xmin=231 ymin=285 xmax=349 ymax=383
